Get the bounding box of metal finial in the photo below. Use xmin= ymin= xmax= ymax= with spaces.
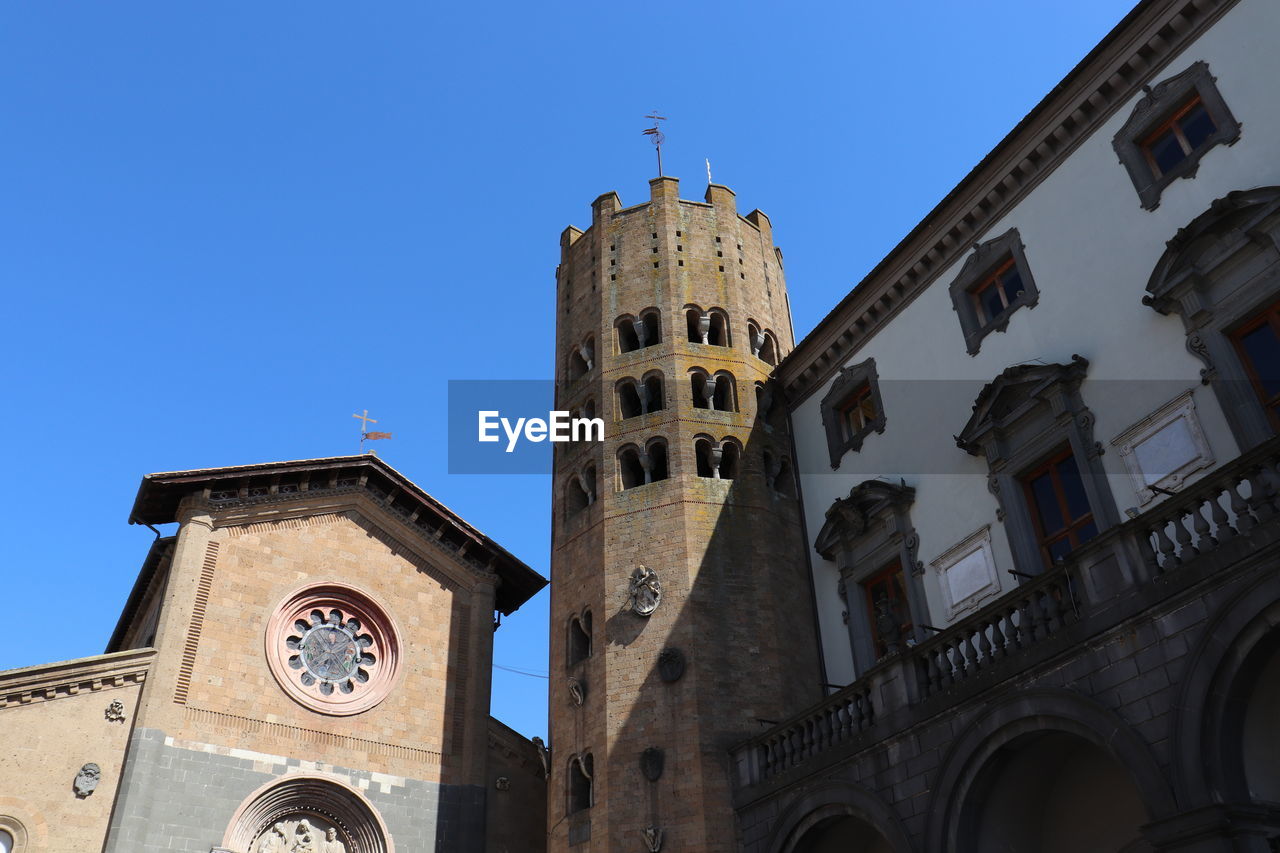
xmin=642 ymin=111 xmax=667 ymax=177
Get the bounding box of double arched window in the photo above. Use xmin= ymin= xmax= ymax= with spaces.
xmin=617 ymin=438 xmax=669 ymax=489
xmin=748 ymin=321 xmax=779 ymax=365
xmin=568 ymin=335 xmax=595 ymax=380
xmin=685 ymin=305 xmax=731 ymax=347
xmin=616 ymin=309 xmax=662 ymax=353
xmin=616 ymin=372 xmax=666 ymax=419
xmin=564 ymin=464 xmax=596 ymax=518
xmin=694 ymin=435 xmax=742 ymax=480
xmin=690 ymin=369 xmax=738 ymax=412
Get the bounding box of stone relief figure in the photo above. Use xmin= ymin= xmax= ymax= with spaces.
xmin=104 ymin=700 xmax=126 ymax=723
xmin=323 ymin=827 xmax=346 ymax=853
xmin=257 ymin=823 xmax=287 ymax=853
xmin=291 ymin=819 xmax=317 ymax=853
xmin=875 ymin=598 xmax=903 ymax=656
xmin=532 ymin=736 xmax=550 ymax=779
xmin=567 ymin=676 xmax=585 ymax=706
xmin=73 ymin=762 xmax=101 ymax=798
xmin=643 ymin=825 xmax=664 ymax=852
xmin=625 ymin=565 xmax=662 ymax=617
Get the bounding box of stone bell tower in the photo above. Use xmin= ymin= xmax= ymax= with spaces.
xmin=549 ymin=177 xmax=821 ymax=851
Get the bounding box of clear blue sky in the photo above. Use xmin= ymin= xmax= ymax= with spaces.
xmin=0 ymin=1 xmax=1133 ymax=741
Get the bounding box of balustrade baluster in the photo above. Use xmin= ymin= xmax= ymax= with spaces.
xmin=1229 ymin=479 xmax=1256 ymax=534
xmin=1004 ymin=606 xmax=1022 ymax=651
xmin=1247 ymin=466 xmax=1277 ymax=523
xmin=1190 ymin=496 xmax=1215 ymax=552
xmin=976 ymin=620 xmax=993 ymax=666
xmin=1152 ymin=519 xmax=1179 ymax=571
xmin=1209 ymin=489 xmax=1234 ymax=542
xmin=926 ymin=648 xmax=942 ymax=694
xmin=989 ymin=614 xmax=1007 ymax=659
xmin=961 ymin=629 xmax=979 ymax=673
xmin=1172 ymin=509 xmax=1196 ymax=560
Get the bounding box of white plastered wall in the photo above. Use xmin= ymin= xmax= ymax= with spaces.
xmin=793 ymin=0 xmax=1280 ymax=685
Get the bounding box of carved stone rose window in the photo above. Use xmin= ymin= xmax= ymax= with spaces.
xmin=266 ymin=585 xmax=400 ymax=716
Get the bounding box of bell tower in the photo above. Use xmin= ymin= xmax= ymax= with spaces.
xmin=549 ymin=176 xmax=821 ymax=851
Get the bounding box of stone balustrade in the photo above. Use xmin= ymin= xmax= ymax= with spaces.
xmin=731 ymin=435 xmax=1280 ymax=792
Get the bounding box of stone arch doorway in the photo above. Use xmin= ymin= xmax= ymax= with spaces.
xmin=788 ymin=810 xmax=895 ymax=853
xmin=958 ymin=730 xmax=1152 ymax=853
xmin=222 ymin=774 xmax=393 ymax=853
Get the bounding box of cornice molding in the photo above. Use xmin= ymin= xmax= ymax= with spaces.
xmin=0 ymin=648 xmax=154 ymax=710
xmin=780 ymin=0 xmax=1241 ymax=407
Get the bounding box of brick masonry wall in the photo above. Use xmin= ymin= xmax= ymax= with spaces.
xmin=550 ymin=179 xmax=822 ymax=852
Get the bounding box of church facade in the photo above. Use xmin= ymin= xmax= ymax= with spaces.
xmin=0 ymin=455 xmax=547 ymax=853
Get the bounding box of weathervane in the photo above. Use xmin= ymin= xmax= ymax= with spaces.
xmin=642 ymin=111 xmax=667 ymax=177
xmin=352 ymin=409 xmax=393 ymax=455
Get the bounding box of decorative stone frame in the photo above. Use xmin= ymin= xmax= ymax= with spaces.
xmin=819 ymin=358 xmax=887 ymax=470
xmin=1144 ymin=187 xmax=1280 ymax=452
xmin=265 ymin=583 xmax=402 ymax=716
xmin=1112 ymin=61 xmax=1241 ymax=211
xmin=222 ymin=773 xmax=393 ymax=853
xmin=956 ymin=356 xmax=1120 ymax=577
xmin=814 ymin=480 xmax=930 ymax=674
xmin=1110 ymin=389 xmax=1215 ymax=506
xmin=948 ymin=228 xmax=1040 ymax=356
xmin=931 ymin=525 xmax=1001 ymax=620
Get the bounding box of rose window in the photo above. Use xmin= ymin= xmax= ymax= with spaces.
xmin=288 ymin=609 xmax=376 ymax=695
xmin=266 ymin=584 xmax=400 ymax=715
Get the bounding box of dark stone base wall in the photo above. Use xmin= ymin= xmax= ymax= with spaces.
xmin=105 ymin=727 xmax=481 ymax=852
xmin=735 ymin=543 xmax=1280 ymax=852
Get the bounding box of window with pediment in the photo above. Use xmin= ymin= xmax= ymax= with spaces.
xmin=956 ymin=356 xmax=1119 ymax=576
xmin=1145 ymin=187 xmax=1280 ymax=451
xmin=814 ymin=479 xmax=929 ymax=673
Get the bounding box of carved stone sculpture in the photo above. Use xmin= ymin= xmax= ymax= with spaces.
xmin=495 ymin=775 xmax=511 ymax=790
xmin=292 ymin=818 xmax=318 ymax=853
xmin=640 ymin=747 xmax=664 ymax=781
xmin=875 ymin=598 xmax=903 ymax=656
xmin=104 ymin=700 xmax=125 ymax=722
xmin=532 ymin=736 xmax=551 ymax=779
xmin=626 ymin=565 xmax=662 ymax=617
xmin=258 ymin=823 xmax=288 ymax=853
xmin=323 ymin=828 xmax=346 ymax=853
xmin=656 ymin=648 xmax=684 ymax=683
xmin=73 ymin=762 xmax=101 ymax=798
xmin=643 ymin=825 xmax=664 ymax=852
xmin=567 ymin=676 xmax=585 ymax=706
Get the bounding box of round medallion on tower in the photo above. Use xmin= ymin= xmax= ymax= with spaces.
xmin=265 ymin=584 xmax=401 ymax=715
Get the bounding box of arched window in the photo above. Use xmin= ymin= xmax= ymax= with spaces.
xmin=565 ymin=475 xmax=589 ymax=517
xmin=706 ymin=309 xmax=730 ymax=347
xmin=617 ymin=445 xmax=646 ymax=490
xmin=569 ymin=336 xmax=595 ymax=379
xmin=774 ymin=457 xmax=796 ymax=498
xmin=690 ymin=370 xmax=711 ymax=409
xmin=686 ymin=306 xmax=705 ymax=343
xmin=583 ymin=397 xmax=596 ymax=420
xmin=617 ymin=379 xmax=643 ymax=419
xmin=646 ymin=439 xmax=669 ymax=482
xmin=642 ymin=372 xmax=665 ymax=413
xmin=568 ymin=754 xmax=594 ymax=813
xmin=694 ymin=436 xmax=716 ymax=478
xmin=712 ymin=371 xmax=738 ymax=412
xmin=639 ymin=308 xmax=661 ymax=347
xmin=616 ymin=315 xmax=641 ymax=353
xmin=719 ymin=439 xmax=740 ymax=479
xmin=567 ymin=612 xmax=591 ymax=667
xmin=759 ymin=331 xmax=778 ymax=366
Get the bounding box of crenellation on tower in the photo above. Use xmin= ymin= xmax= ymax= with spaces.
xmin=548 ymin=179 xmax=821 ymax=852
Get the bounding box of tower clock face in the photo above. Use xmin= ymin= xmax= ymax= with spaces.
xmin=266 ymin=585 xmax=400 ymax=715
